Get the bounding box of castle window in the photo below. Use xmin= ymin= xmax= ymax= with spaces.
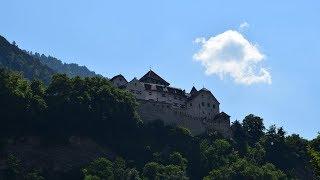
xmin=212 ymin=105 xmax=216 ymax=109
xmin=207 ymin=103 xmax=210 ymax=107
xmin=190 ymin=103 xmax=192 ymax=107
xmin=202 ymin=102 xmax=205 ymax=106
xmin=149 ymin=91 xmax=152 ymax=95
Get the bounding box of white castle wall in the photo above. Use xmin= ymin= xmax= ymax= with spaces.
xmin=114 ymin=76 xmax=231 ymax=137
xmin=186 ymin=91 xmax=220 ymax=119
xmin=137 ymin=100 xmax=207 ymax=135
xmin=137 ymin=99 xmax=231 ymax=137
xmin=126 ymin=80 xmax=187 ymax=107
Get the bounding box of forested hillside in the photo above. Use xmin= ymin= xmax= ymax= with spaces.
xmin=0 ymin=35 xmax=99 ymax=84
xmin=0 ymin=36 xmax=54 ymax=84
xmin=0 ymin=68 xmax=320 ymax=180
xmin=31 ymin=52 xmax=98 ymax=78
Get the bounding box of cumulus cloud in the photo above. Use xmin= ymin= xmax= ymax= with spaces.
xmin=193 ymin=30 xmax=271 ymax=85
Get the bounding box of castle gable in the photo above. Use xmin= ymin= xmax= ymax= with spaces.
xmin=139 ymin=70 xmax=170 ymax=86
xmin=189 ymin=88 xmax=220 ymax=104
xmin=110 ymin=74 xmax=127 ymax=88
xmin=190 ymin=86 xmax=198 ymax=95
xmin=126 ymin=78 xmax=145 ymax=98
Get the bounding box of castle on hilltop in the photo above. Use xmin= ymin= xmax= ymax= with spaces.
xmin=110 ymin=70 xmax=231 ymax=137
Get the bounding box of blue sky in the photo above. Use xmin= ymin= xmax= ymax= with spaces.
xmin=1 ymin=0 xmax=319 ymax=139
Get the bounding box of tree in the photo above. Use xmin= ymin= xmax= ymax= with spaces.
xmin=231 ymin=120 xmax=248 ymax=156
xmin=82 ymin=158 xmax=114 ymax=180
xmin=242 ymin=114 xmax=265 ymax=146
xmin=310 ymin=133 xmax=320 ymax=152
xmin=168 ymin=152 xmax=188 ymax=171
xmin=4 ymin=154 xmax=23 ymax=180
xmin=308 ymin=146 xmax=320 ymax=178
xmin=263 ymin=125 xmax=288 ymax=171
xmin=246 ymin=143 xmax=266 ymax=165
xmin=142 ymin=162 xmax=188 ymax=180
xmin=25 ymin=169 xmax=44 ymax=180
xmin=200 ymin=139 xmax=233 ymax=174
xmin=143 ymin=162 xmax=162 ymax=179
xmin=204 ymin=158 xmax=287 ymax=180
xmin=113 ymin=157 xmax=126 ymax=180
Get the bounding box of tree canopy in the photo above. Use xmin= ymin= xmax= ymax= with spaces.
xmin=0 ymin=68 xmax=319 ymax=179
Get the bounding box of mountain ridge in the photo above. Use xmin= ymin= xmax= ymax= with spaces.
xmin=0 ymin=35 xmax=100 ymax=84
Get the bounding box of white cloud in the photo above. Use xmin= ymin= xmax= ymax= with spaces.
xmin=239 ymin=22 xmax=250 ymax=31
xmin=193 ymin=30 xmax=271 ymax=85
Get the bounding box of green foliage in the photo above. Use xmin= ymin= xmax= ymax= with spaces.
xmin=5 ymin=154 xmax=23 ymax=180
xmin=204 ymin=158 xmax=287 ymax=180
xmin=83 ymin=158 xmax=114 ymax=180
xmin=143 ymin=162 xmax=188 ymax=180
xmin=242 ymin=114 xmax=265 ymax=146
xmin=25 ymin=169 xmax=45 ymax=180
xmin=83 ymin=157 xmax=143 ymax=180
xmin=168 ymin=152 xmax=188 ymax=170
xmin=262 ymin=125 xmax=286 ymax=169
xmin=0 ymin=67 xmax=319 ymax=179
xmin=308 ymin=146 xmax=320 ymax=177
xmin=142 ymin=152 xmax=188 ymax=179
xmin=246 ymin=143 xmax=266 ymax=165
xmin=231 ymin=120 xmax=248 ymax=155
xmin=32 ymin=52 xmax=98 ymax=78
xmin=310 ymin=133 xmax=320 ymax=152
xmin=84 ymin=175 xmax=101 ymax=180
xmin=1 ymin=35 xmax=100 ymax=86
xmin=199 ymin=139 xmax=233 ymax=174
xmin=0 ymin=36 xmax=54 ymax=84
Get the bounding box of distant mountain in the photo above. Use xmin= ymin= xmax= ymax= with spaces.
xmin=0 ymin=35 xmax=54 ymax=84
xmin=0 ymin=35 xmax=100 ymax=84
xmin=31 ymin=53 xmax=99 ymax=78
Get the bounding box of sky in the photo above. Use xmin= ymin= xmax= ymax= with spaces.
xmin=1 ymin=0 xmax=319 ymax=139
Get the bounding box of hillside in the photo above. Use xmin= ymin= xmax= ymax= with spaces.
xmin=0 ymin=35 xmax=99 ymax=84
xmin=0 ymin=68 xmax=319 ymax=179
xmin=0 ymin=35 xmax=54 ymax=84
xmin=31 ymin=52 xmax=98 ymax=78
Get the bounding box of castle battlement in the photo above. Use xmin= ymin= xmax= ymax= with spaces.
xmin=110 ymin=70 xmax=231 ymax=137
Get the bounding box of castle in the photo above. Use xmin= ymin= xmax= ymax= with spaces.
xmin=110 ymin=70 xmax=231 ymax=137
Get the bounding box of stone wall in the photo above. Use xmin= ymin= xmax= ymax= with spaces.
xmin=137 ymin=99 xmax=230 ymax=136
xmin=186 ymin=90 xmax=220 ymax=119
